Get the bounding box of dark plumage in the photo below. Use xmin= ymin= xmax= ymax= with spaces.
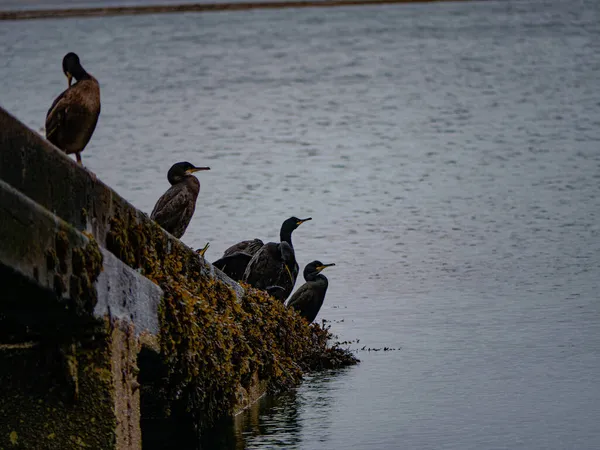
xmin=287 ymin=261 xmax=335 ymax=323
xmin=223 ymin=239 xmax=264 ymax=258
xmin=265 ymin=286 xmax=288 ymax=302
xmin=45 ymin=52 xmax=101 ymax=164
xmin=212 ymin=253 xmax=254 ymax=281
xmin=150 ymin=162 xmax=210 ymax=239
xmin=212 ymin=238 xmax=264 ymax=281
xmin=242 ymin=216 xmax=312 ymax=301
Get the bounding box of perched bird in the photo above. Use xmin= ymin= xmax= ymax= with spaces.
xmin=45 ymin=52 xmax=101 ymax=165
xmin=242 ymin=216 xmax=312 ymax=300
xmin=196 ymin=242 xmax=210 ymax=258
xmin=212 ymin=238 xmax=264 ymax=281
xmin=287 ymin=261 xmax=335 ymax=323
xmin=151 ymin=162 xmax=210 ymax=239
xmin=222 ymin=239 xmax=264 ymax=258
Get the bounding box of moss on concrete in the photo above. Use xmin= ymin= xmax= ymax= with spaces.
xmin=0 ymin=330 xmax=116 ymax=449
xmin=106 ymin=213 xmax=357 ymax=431
xmin=0 ymin=318 xmax=142 ymax=450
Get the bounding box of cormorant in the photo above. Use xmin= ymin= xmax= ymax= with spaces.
xmin=150 ymin=162 xmax=210 ymax=239
xmin=211 ymin=239 xmax=264 ymax=281
xmin=223 ymin=239 xmax=264 ymax=258
xmin=242 ymin=216 xmax=312 ymax=300
xmin=45 ymin=52 xmax=101 ymax=165
xmin=286 ymin=261 xmax=335 ymax=323
xmin=196 ymin=242 xmax=210 ymax=258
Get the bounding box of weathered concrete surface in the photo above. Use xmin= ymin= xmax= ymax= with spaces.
xmin=96 ymin=249 xmax=163 ymax=337
xmin=0 ymin=177 xmax=163 ymax=336
xmin=0 ymin=320 xmax=140 ymax=450
xmin=0 ymin=178 xmax=100 ymax=323
xmin=0 ymin=175 xmax=149 ymax=449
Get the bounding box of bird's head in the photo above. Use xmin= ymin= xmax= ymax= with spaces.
xmin=62 ymin=52 xmax=83 ymax=87
xmin=281 ymin=216 xmax=312 ymax=234
xmin=304 ymin=260 xmax=335 ymax=279
xmin=195 ymin=242 xmax=210 ymax=258
xmin=167 ymin=161 xmax=210 ymax=184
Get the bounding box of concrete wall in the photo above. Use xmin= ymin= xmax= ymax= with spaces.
xmin=0 ymin=107 xmax=251 ymax=449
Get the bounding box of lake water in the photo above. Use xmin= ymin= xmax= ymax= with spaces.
xmin=1 ymin=0 xmax=600 ymax=448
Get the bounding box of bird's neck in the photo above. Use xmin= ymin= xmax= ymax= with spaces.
xmin=306 ymin=273 xmax=328 ymax=286
xmin=168 ymin=173 xmax=198 ymax=186
xmin=312 ymin=274 xmax=328 ymax=290
xmin=167 ymin=174 xmax=181 ymax=185
xmin=73 ymin=66 xmax=91 ymax=82
xmin=280 ymin=229 xmax=293 ymax=248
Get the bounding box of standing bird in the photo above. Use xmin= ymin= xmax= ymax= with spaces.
xmin=45 ymin=52 xmax=101 ymax=165
xmin=242 ymin=216 xmax=312 ymax=300
xmin=287 ymin=261 xmax=335 ymax=323
xmin=151 ymin=162 xmax=210 ymax=239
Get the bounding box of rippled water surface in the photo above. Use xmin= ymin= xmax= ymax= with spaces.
xmin=2 ymin=0 xmax=600 ymax=448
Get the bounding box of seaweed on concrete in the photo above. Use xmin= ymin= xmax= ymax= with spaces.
xmin=106 ymin=212 xmax=358 ymax=430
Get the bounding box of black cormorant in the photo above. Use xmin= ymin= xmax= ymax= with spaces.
xmin=211 ymin=239 xmax=264 ymax=281
xmin=150 ymin=162 xmax=210 ymax=238
xmin=45 ymin=52 xmax=101 ymax=165
xmin=286 ymin=261 xmax=335 ymax=323
xmin=242 ymin=216 xmax=312 ymax=300
xmin=223 ymin=239 xmax=264 ymax=257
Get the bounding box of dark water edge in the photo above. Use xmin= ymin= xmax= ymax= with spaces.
xmin=142 ymin=386 xmax=302 ymax=450
xmin=199 ymin=391 xmax=300 ymax=450
xmin=0 ymin=0 xmax=468 ymax=21
xmin=142 ymin=368 xmax=354 ymax=450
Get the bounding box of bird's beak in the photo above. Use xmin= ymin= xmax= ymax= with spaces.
xmin=66 ymin=72 xmax=73 ymax=87
xmin=187 ymin=166 xmax=211 ymax=174
xmin=296 ymin=217 xmax=312 ymax=226
xmin=196 ymin=242 xmax=210 ymax=258
xmin=316 ymin=263 xmax=335 ymax=272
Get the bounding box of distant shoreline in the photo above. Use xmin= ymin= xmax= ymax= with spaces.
xmin=0 ymin=0 xmax=471 ymax=21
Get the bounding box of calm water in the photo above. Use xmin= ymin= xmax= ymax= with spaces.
xmin=2 ymin=0 xmax=600 ymax=448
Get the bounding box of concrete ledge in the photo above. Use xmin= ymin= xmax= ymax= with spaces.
xmin=0 ymin=107 xmax=242 ymax=296
xmin=0 ymin=178 xmax=99 ymax=316
xmin=0 ymin=177 xmax=163 ymax=337
xmin=96 ymin=249 xmax=163 ymax=337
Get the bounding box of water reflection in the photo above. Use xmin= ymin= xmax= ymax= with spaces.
xmin=200 ymin=370 xmax=348 ymax=450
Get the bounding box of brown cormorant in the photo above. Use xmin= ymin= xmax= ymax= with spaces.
xmin=242 ymin=216 xmax=311 ymax=300
xmin=286 ymin=261 xmax=335 ymax=323
xmin=150 ymin=162 xmax=210 ymax=239
xmin=45 ymin=52 xmax=101 ymax=165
